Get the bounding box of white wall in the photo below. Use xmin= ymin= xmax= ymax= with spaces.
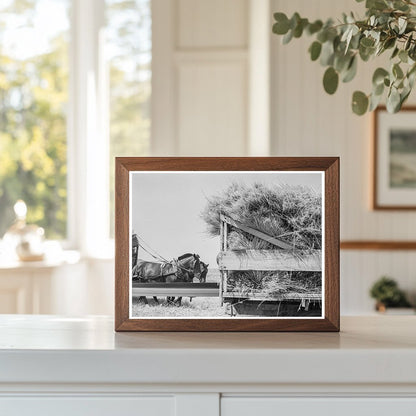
xmin=27 ymin=0 xmax=415 ymax=316
xmin=271 ymin=0 xmax=416 ymax=313
xmin=152 ymin=0 xmax=251 ymax=156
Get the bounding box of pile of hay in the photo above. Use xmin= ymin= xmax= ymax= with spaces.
xmin=201 ymin=182 xmax=322 ymax=296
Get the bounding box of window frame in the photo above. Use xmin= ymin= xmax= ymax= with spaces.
xmin=67 ymin=0 xmax=111 ymax=257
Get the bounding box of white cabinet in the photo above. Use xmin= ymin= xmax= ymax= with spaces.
xmin=0 ymin=394 xmax=220 ymax=416
xmin=1 ymin=316 xmax=416 ymax=416
xmin=222 ymin=398 xmax=416 ymax=416
xmin=1 ymin=397 xmax=175 ymax=416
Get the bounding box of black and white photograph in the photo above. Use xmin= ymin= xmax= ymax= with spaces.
xmin=374 ymin=107 xmax=416 ymax=209
xmin=129 ymin=171 xmax=324 ymax=319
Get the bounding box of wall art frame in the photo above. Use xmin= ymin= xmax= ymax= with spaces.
xmin=373 ymin=106 xmax=416 ymax=210
xmin=115 ymin=157 xmax=339 ymax=332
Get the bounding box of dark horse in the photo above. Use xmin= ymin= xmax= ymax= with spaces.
xmin=133 ymin=253 xmax=200 ymax=283
xmin=173 ymin=259 xmax=209 ymax=305
xmin=133 ymin=253 xmax=205 ymax=304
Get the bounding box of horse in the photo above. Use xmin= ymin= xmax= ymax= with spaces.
xmin=172 ymin=260 xmax=209 ymax=305
xmin=198 ymin=260 xmax=209 ymax=283
xmin=132 ymin=253 xmax=201 ymax=304
xmin=133 ymin=253 xmax=199 ymax=282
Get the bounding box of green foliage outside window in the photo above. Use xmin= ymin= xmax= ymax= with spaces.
xmin=0 ymin=0 xmax=151 ymax=240
xmin=0 ymin=1 xmax=69 ymax=238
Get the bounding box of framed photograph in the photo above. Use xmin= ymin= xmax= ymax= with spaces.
xmin=373 ymin=106 xmax=416 ymax=209
xmin=115 ymin=157 xmax=339 ymax=332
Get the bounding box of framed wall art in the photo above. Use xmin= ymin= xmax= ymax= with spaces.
xmin=373 ymin=106 xmax=416 ymax=210
xmin=115 ymin=157 xmax=339 ymax=332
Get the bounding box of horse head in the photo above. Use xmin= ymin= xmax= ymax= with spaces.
xmin=191 ymin=255 xmax=208 ymax=283
xmin=197 ymin=261 xmax=209 ymax=283
xmin=176 ymin=253 xmax=208 ymax=282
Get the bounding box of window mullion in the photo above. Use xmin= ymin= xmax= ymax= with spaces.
xmin=69 ymin=0 xmax=108 ymax=256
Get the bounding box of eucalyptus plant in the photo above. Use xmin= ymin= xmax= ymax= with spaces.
xmin=272 ymin=0 xmax=416 ymax=115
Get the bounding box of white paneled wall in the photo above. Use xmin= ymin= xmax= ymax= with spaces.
xmin=152 ymin=0 xmax=249 ymax=156
xmin=150 ymin=0 xmax=416 ymax=314
xmin=271 ymin=0 xmax=416 ymax=313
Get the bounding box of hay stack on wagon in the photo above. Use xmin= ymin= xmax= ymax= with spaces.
xmin=201 ymin=182 xmax=322 ymax=298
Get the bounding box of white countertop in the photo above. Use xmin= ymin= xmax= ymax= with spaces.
xmin=0 ymin=315 xmax=415 ymax=387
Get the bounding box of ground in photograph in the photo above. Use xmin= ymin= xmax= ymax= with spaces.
xmin=132 ymin=296 xmax=228 ymax=317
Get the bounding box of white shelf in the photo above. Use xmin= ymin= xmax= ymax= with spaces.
xmin=0 ymin=315 xmax=415 ymax=387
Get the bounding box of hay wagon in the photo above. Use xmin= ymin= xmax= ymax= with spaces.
xmin=217 ymin=214 xmax=322 ymax=316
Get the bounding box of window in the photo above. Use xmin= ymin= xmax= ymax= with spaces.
xmin=106 ymin=0 xmax=151 ymax=237
xmin=0 ymin=0 xmax=151 ymax=252
xmin=0 ymin=0 xmax=70 ymax=239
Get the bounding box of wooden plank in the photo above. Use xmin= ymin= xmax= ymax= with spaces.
xmin=132 ymin=287 xmax=220 ymax=297
xmin=220 ymin=214 xmax=293 ymax=250
xmin=224 ymin=292 xmax=322 ymax=301
xmin=340 ymin=240 xmax=416 ymax=250
xmin=132 ymin=282 xmax=220 ymax=297
xmin=132 ymin=282 xmax=219 ymax=289
xmin=217 ymin=249 xmax=322 ymax=271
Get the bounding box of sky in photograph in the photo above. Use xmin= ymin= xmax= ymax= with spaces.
xmin=131 ymin=171 xmax=323 ymax=267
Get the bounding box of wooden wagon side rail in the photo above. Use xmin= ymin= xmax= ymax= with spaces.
xmin=217 ymin=249 xmax=322 ymax=272
xmin=223 ymin=292 xmax=322 ymax=301
xmin=220 ymin=214 xmax=293 ymax=250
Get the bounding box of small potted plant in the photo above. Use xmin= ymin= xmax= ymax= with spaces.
xmin=370 ymin=276 xmax=413 ymax=314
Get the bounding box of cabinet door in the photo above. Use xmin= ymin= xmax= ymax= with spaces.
xmin=0 ymin=396 xmax=175 ymax=416
xmin=221 ymin=397 xmax=416 ymax=416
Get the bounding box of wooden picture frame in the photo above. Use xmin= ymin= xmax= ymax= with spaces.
xmin=115 ymin=157 xmax=339 ymax=332
xmin=373 ymin=106 xmax=416 ymax=210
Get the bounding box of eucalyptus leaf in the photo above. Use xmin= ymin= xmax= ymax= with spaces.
xmin=320 ymin=40 xmax=335 ymax=66
xmin=398 ymin=17 xmax=407 ymax=34
xmin=334 ymin=52 xmax=351 ymax=72
xmin=408 ymin=70 xmax=416 ymax=88
xmin=399 ymin=49 xmax=408 ymax=63
xmin=309 ymin=41 xmax=322 ymax=61
xmin=317 ymin=30 xmax=328 ymax=43
xmin=293 ymin=18 xmax=308 ymax=38
xmin=360 ymin=37 xmax=375 ymax=48
xmin=366 ymin=0 xmax=388 ymax=10
xmin=323 ymin=67 xmax=339 ymax=94
xmin=373 ymin=82 xmax=384 ymax=95
xmin=405 ymin=33 xmax=413 ymax=50
xmin=401 ymin=86 xmax=411 ymax=106
xmin=282 ymin=29 xmax=294 ymax=44
xmin=307 ymin=20 xmax=323 ymax=35
xmin=372 ymin=67 xmax=389 ymax=85
xmin=359 ymin=44 xmax=375 ymax=61
xmin=273 ymin=13 xmax=290 ymax=34
xmin=383 ymin=37 xmax=396 ymax=49
xmin=342 ymin=56 xmax=357 ymax=82
xmin=290 ymin=13 xmax=301 ymax=29
xmin=391 ymin=47 xmax=399 ymax=59
xmin=369 ymin=92 xmax=383 ymax=111
xmin=393 ymin=63 xmax=404 ymax=79
xmin=387 ymin=87 xmax=401 ymax=112
xmin=352 ymin=91 xmax=369 ymax=115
